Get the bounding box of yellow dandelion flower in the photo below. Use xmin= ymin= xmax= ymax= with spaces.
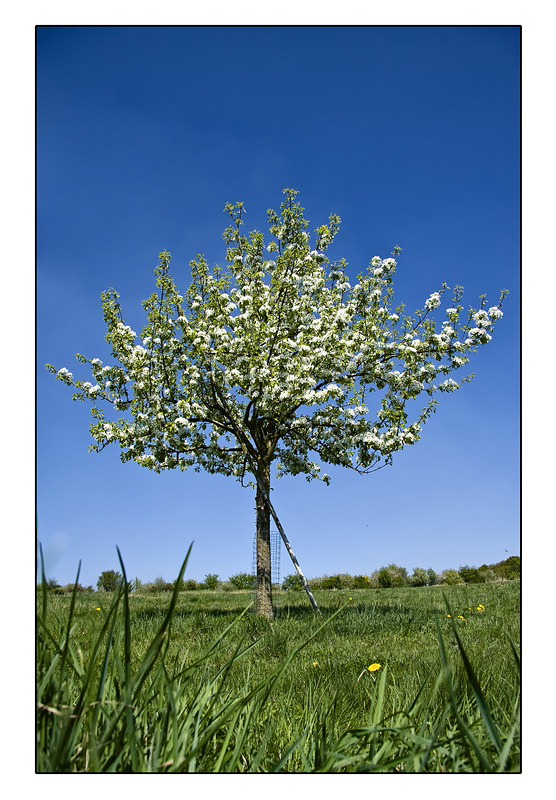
xmin=95 ymin=607 xmax=101 ymax=611
xmin=367 ymin=663 xmax=381 ymax=672
xmin=446 ymin=614 xmax=451 ymax=618
xmin=312 ymin=661 xmax=319 ymax=667
xmin=458 ymin=615 xmax=466 ymax=621
xmin=477 ymin=604 xmax=485 ymax=611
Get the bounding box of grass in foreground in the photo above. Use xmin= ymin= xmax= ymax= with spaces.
xmin=37 ymin=547 xmax=520 ymax=773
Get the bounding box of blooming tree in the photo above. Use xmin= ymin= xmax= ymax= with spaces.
xmin=47 ymin=189 xmax=507 ymax=618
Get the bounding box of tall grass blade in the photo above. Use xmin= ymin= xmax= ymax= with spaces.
xmin=116 ymin=547 xmax=138 ymax=769
xmin=443 ymin=594 xmax=503 ymax=756
xmin=57 ymin=560 xmax=81 ymax=702
xmin=372 ymin=664 xmax=388 ymax=728
xmin=131 ymin=543 xmax=194 ymax=701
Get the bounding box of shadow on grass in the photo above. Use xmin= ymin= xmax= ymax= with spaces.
xmin=132 ymin=605 xmax=254 ymax=622
xmin=131 ymin=599 xmax=443 ymax=625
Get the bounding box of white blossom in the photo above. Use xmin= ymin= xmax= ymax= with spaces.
xmin=425 ymin=292 xmax=441 ymax=310
xmin=440 ymin=378 xmax=459 ymax=391
xmin=472 ymin=310 xmax=492 ymax=328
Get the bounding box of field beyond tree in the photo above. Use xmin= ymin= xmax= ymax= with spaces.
xmin=37 ymin=566 xmax=520 ymax=773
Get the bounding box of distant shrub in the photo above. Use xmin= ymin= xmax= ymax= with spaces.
xmin=492 ymin=556 xmax=520 ymax=581
xmin=309 ymin=574 xmax=354 ymax=590
xmin=141 ymin=578 xmax=171 ymax=593
xmin=97 ymin=570 xmax=124 ymax=592
xmin=320 ymin=575 xmax=343 ymax=590
xmin=410 ymin=568 xmax=429 ymax=587
xmin=478 ymin=565 xmax=497 ymax=583
xmin=338 ymin=574 xmax=356 ymax=589
xmin=426 ymin=568 xmax=438 ymax=586
xmin=153 ymin=576 xmax=174 ymax=592
xmin=62 ymin=583 xmax=87 ymax=593
xmin=376 ymin=568 xmax=391 ymax=588
xmin=228 ymin=572 xmax=255 ymax=590
xmin=180 ymin=578 xmax=200 ymax=591
xmin=41 ymin=578 xmax=63 ymax=594
xmin=367 ymin=572 xmax=380 ymax=589
xmin=458 ymin=566 xmax=483 ymax=584
xmin=203 ymin=574 xmax=221 ymax=590
xmin=352 ymin=575 xmax=370 ymax=589
xmin=440 ymin=569 xmax=463 ymax=586
xmin=376 ymin=564 xmax=409 ymax=588
xmin=282 ymin=574 xmax=304 ymax=591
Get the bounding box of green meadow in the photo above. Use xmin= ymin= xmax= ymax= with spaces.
xmin=37 ymin=555 xmax=520 ymax=773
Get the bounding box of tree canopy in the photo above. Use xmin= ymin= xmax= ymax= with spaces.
xmin=48 ymin=189 xmax=506 ymax=484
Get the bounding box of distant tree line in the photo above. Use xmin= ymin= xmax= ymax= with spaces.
xmin=281 ymin=556 xmax=520 ymax=592
xmin=39 ymin=556 xmax=519 ymax=594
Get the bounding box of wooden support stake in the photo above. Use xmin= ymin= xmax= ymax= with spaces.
xmin=253 ymin=476 xmax=320 ymax=614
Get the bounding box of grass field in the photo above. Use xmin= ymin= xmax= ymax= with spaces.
xmin=37 ymin=553 xmax=520 ymax=773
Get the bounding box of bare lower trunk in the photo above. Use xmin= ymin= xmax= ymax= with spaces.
xmin=255 ymin=478 xmax=320 ymax=614
xmin=255 ymin=460 xmax=274 ymax=619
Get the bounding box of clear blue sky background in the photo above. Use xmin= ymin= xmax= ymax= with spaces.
xmin=37 ymin=25 xmax=520 ymax=588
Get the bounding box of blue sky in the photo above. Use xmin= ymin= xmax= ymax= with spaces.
xmin=37 ymin=25 xmax=520 ymax=588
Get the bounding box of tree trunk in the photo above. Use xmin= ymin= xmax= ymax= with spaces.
xmin=255 ymin=459 xmax=274 ymax=619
